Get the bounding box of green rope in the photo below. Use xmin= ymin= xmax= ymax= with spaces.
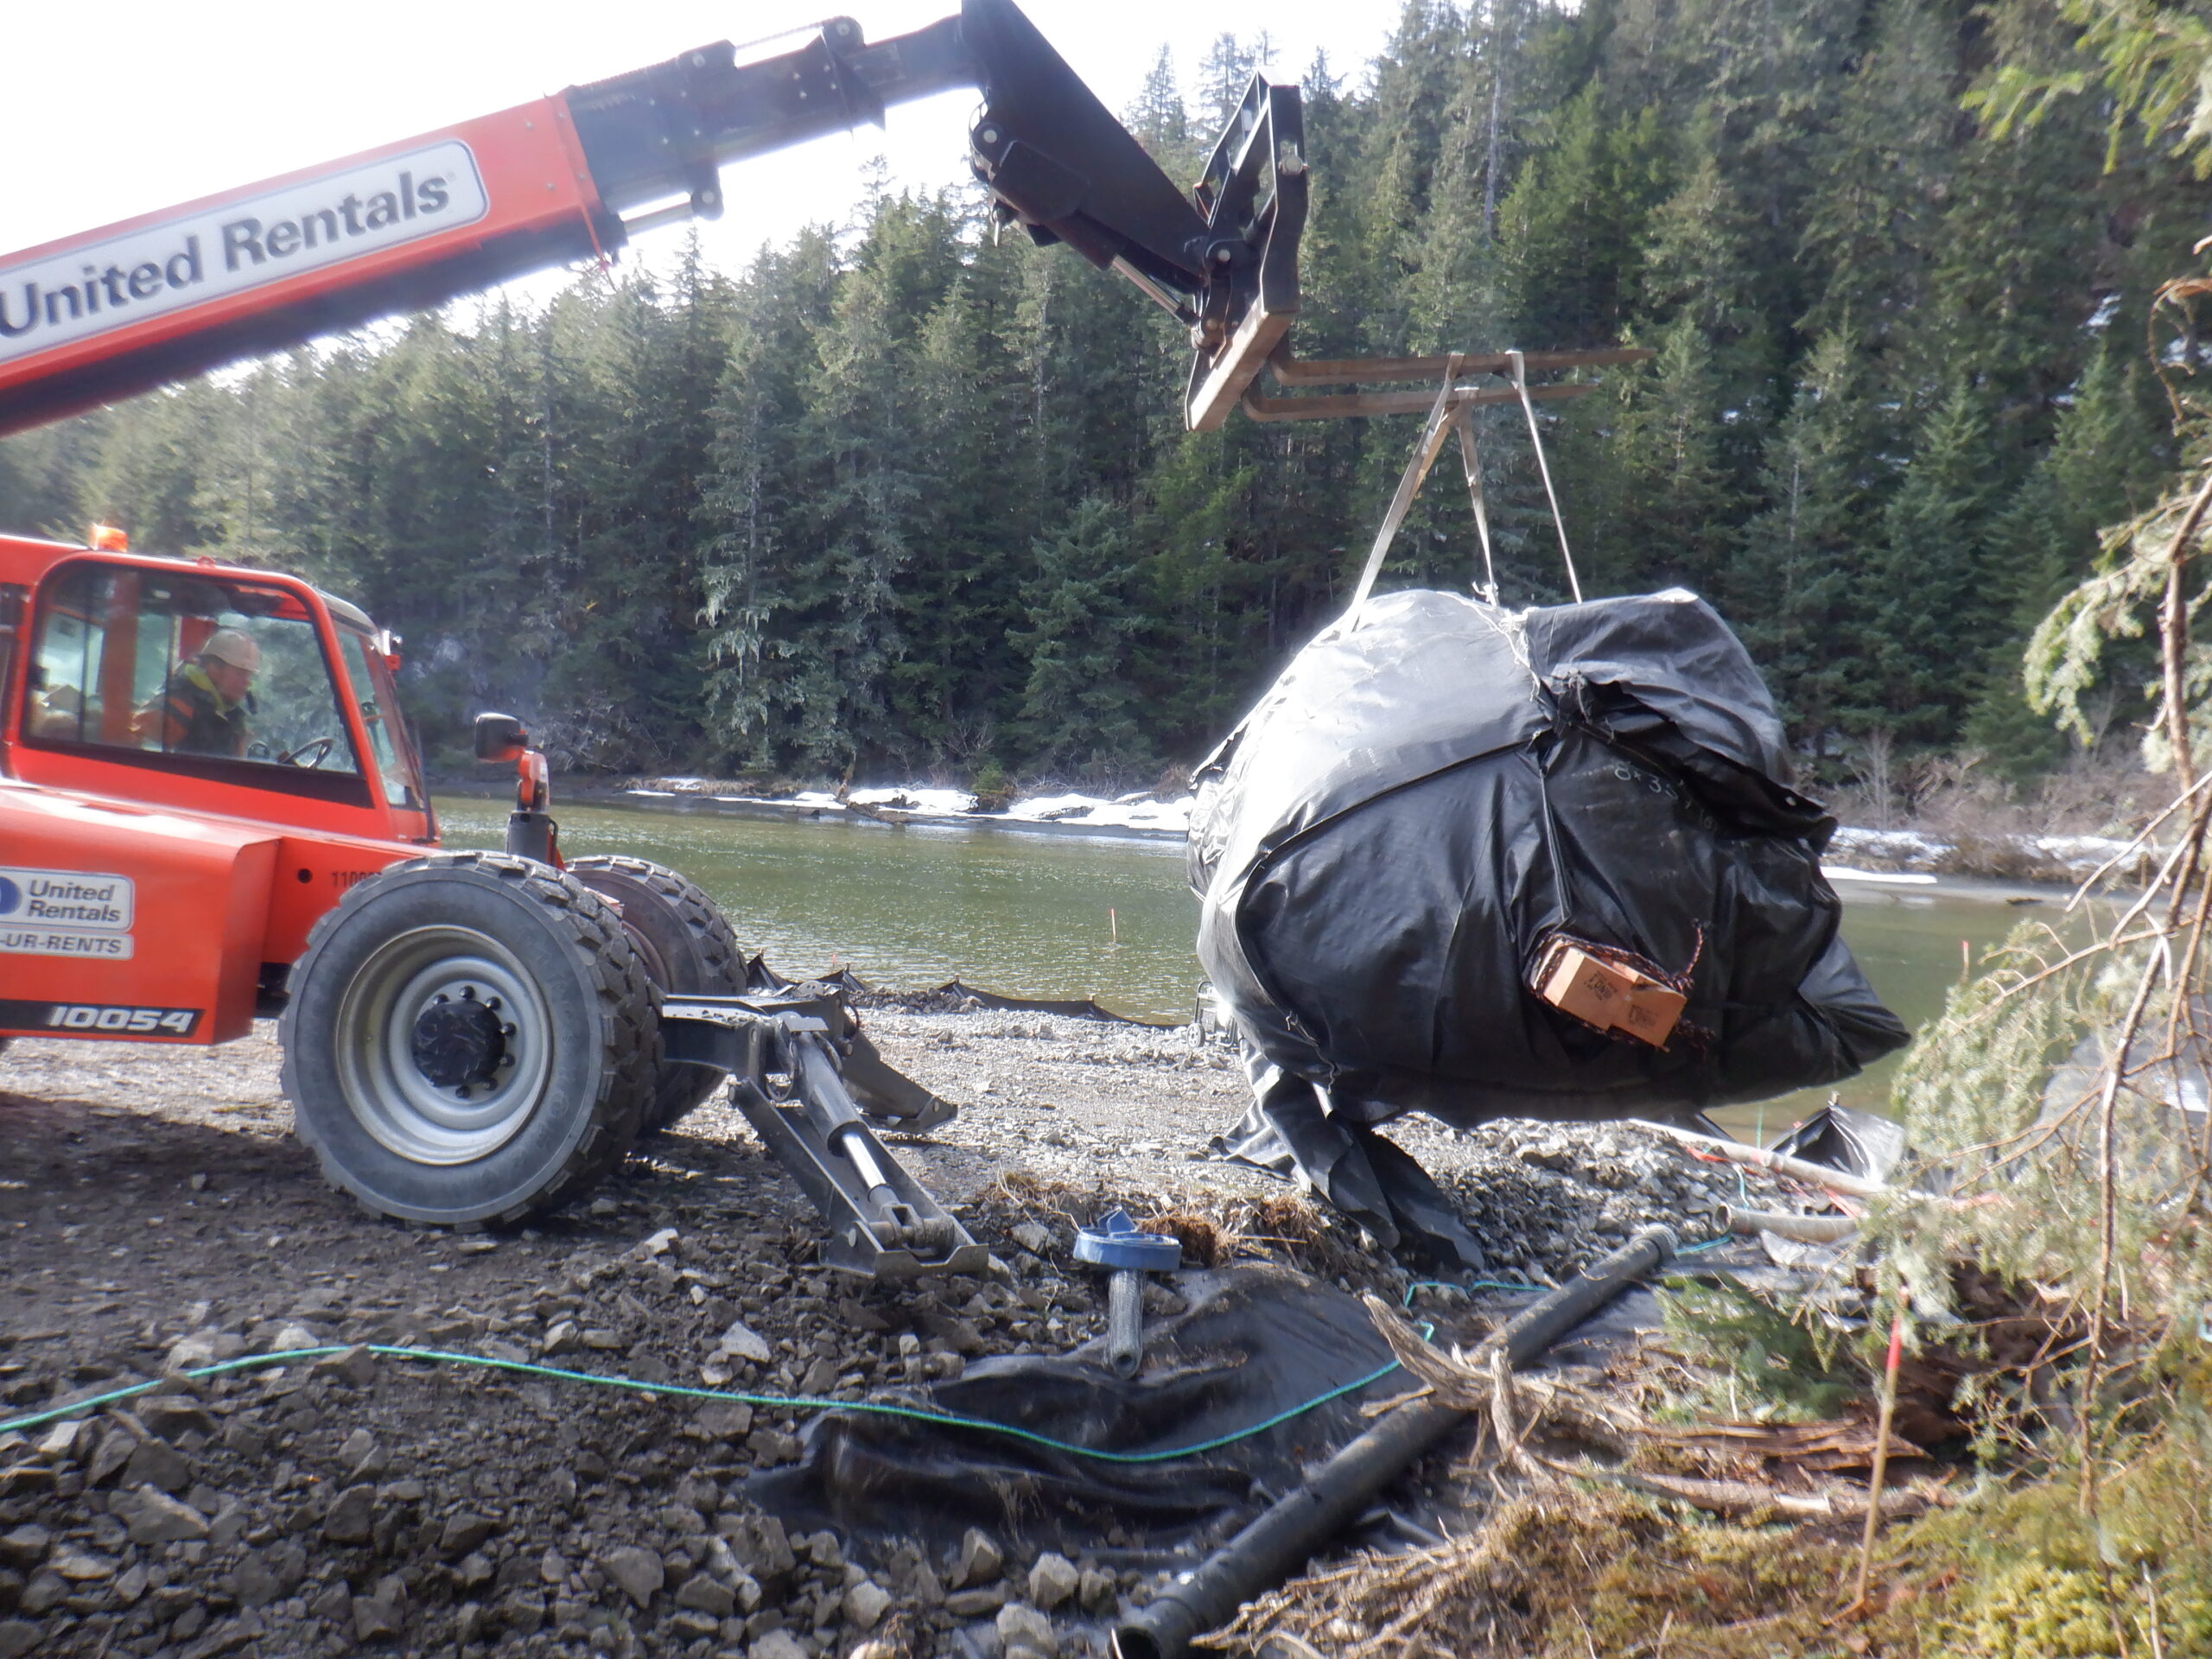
xmin=0 ymin=1344 xmax=1400 ymax=1465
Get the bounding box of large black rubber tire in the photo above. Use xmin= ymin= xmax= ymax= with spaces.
xmin=566 ymin=855 xmax=745 ymax=1130
xmin=279 ymin=851 xmax=660 ymax=1226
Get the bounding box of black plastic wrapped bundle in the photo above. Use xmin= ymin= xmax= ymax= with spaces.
xmin=1189 ymin=588 xmax=1908 ymax=1264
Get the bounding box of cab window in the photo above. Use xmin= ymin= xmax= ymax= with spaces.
xmin=29 ymin=563 xmax=361 ymax=779
xmin=334 ymin=626 xmax=426 ymax=810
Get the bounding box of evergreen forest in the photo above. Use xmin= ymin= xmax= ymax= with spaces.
xmin=4 ymin=0 xmax=2209 ymax=794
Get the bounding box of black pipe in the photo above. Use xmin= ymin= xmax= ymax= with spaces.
xmin=1112 ymin=1224 xmax=1678 ymax=1659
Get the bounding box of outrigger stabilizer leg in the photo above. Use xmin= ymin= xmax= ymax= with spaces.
xmin=660 ymin=983 xmax=988 ymax=1280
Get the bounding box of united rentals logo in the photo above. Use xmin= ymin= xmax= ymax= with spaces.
xmin=0 ymin=140 xmax=488 ymax=363
xmin=0 ymin=866 xmax=137 ymax=960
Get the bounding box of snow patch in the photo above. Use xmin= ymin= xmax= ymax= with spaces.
xmin=1004 ymin=792 xmax=1194 ymax=833
xmin=1822 ymin=865 xmax=1938 ymax=886
xmin=849 ymin=786 xmax=979 ymax=815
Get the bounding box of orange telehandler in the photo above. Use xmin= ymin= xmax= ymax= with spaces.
xmin=0 ymin=0 xmax=1309 ymax=1266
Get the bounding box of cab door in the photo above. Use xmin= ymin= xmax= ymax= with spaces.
xmin=8 ymin=555 xmax=419 ymax=845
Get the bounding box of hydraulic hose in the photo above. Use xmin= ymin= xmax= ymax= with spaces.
xmin=1113 ymin=1224 xmax=1679 ymax=1659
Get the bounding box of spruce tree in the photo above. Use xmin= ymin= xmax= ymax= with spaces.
xmin=1013 ymin=497 xmax=1149 ymax=772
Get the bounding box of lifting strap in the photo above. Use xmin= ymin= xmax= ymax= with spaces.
xmin=1509 ymin=348 xmax=1580 ymax=602
xmin=1456 ymin=411 xmax=1498 ymax=604
xmin=1346 ymin=356 xmax=1465 ymax=627
xmin=1347 ymin=348 xmax=1582 ymax=626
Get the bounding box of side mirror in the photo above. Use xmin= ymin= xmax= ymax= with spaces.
xmin=474 ymin=711 xmax=527 ymax=764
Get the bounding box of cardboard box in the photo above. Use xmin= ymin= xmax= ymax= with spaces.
xmin=1534 ymin=942 xmax=1687 ymax=1048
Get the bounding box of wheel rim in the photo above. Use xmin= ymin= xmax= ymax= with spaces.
xmin=332 ymin=924 xmax=556 ymax=1165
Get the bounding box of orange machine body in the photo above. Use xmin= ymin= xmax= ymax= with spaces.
xmin=0 ymin=534 xmax=431 ymax=1044
xmin=0 ymin=100 xmax=604 ymax=433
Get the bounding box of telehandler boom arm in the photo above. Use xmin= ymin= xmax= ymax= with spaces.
xmin=0 ymin=0 xmax=1301 ymax=437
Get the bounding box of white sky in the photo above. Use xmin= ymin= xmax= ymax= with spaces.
xmin=5 ymin=1 xmax=1394 ymax=303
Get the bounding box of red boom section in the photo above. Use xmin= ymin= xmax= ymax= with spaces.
xmin=0 ymin=100 xmax=605 ymax=436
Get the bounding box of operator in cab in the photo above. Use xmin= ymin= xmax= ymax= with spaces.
xmin=138 ymin=628 xmax=259 ymax=757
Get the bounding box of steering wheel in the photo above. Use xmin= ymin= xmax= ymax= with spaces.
xmin=281 ymin=735 xmax=338 ymax=770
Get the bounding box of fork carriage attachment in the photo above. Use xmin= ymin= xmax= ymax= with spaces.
xmin=661 ymin=985 xmax=988 ymax=1280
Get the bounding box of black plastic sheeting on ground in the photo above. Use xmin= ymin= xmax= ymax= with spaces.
xmin=745 ymin=1265 xmax=1404 ymax=1561
xmin=1188 ymin=588 xmax=1910 ymax=1265
xmin=741 ymin=955 xmax=1174 ymax=1027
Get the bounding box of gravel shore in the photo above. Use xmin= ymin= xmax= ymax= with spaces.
xmin=0 ymin=1010 xmax=1808 ymax=1659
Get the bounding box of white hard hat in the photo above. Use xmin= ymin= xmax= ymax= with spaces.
xmin=201 ymin=629 xmax=261 ymax=672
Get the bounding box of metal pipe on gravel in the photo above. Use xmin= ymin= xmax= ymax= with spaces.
xmin=1629 ymin=1119 xmax=1891 ymax=1201
xmin=1716 ymin=1205 xmax=1860 ymax=1243
xmin=1111 ymin=1224 xmax=1680 ymax=1659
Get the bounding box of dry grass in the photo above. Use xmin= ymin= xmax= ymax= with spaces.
xmin=974 ymin=1170 xmax=1394 ymax=1288
xmin=1199 ymin=1488 xmax=1930 ymax=1659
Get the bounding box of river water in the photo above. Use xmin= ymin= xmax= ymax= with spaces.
xmin=436 ymin=795 xmax=2047 ymax=1134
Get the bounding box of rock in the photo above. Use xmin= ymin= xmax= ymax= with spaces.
xmin=851 ymin=1644 xmax=900 ymax=1659
xmin=119 ymin=1484 xmax=210 ymax=1544
xmin=228 ymin=1550 xmax=282 ymax=1608
xmin=953 ymin=1528 xmax=1003 ymax=1588
xmin=716 ymin=1512 xmax=796 ymax=1585
xmin=335 ymin=1427 xmax=377 ymax=1469
xmin=675 ymin=1575 xmax=735 ymax=1618
xmin=0 ymin=1465 xmax=54 ymax=1498
xmin=944 ymin=1586 xmax=1008 ymax=1618
xmin=49 ymin=1547 xmax=116 ymax=1581
xmin=18 ymin=1571 xmax=67 ymax=1617
xmin=798 ymin=1357 xmax=841 ymax=1395
xmin=836 ymin=1298 xmax=891 ymax=1333
xmin=308 ymin=1580 xmax=353 ymax=1624
xmin=114 ymin=1560 xmax=149 ymax=1605
xmin=1027 ymin=1553 xmax=1078 ymax=1611
xmin=170 ymin=1601 xmax=209 ymax=1643
xmin=0 ymin=1526 xmax=48 ymax=1568
xmin=312 ymin=1345 xmax=378 ymax=1387
xmin=1078 ymin=1566 xmax=1117 ymax=1616
xmin=538 ymin=1549 xmax=569 ymax=1586
xmin=165 ymin=1331 xmax=246 ymax=1371
xmin=998 ymin=1601 xmax=1058 ymax=1656
xmin=322 ymin=1483 xmax=378 ymax=1544
xmin=845 ymin=1580 xmax=893 ymax=1630
xmin=123 ymin=1438 xmax=190 ymax=1494
xmin=353 ymin=1592 xmax=402 ymax=1642
xmin=498 ymin=1590 xmax=545 ymax=1635
xmin=747 ymin=1632 xmax=809 ymax=1659
xmin=601 ymin=1544 xmax=664 ymax=1607
xmin=717 ymin=1319 xmax=772 ymax=1363
xmin=921 ymin=1313 xmax=986 ymax=1354
xmin=265 ymin=1322 xmax=321 ymax=1355
xmin=265 ymin=1541 xmax=308 ymax=1593
xmin=1012 ymin=1221 xmax=1054 ymax=1254
xmin=640 ymin=1227 xmax=679 ymax=1256
xmin=803 ymin=1530 xmax=843 ymax=1570
xmin=747 ymin=1427 xmax=800 ymax=1465
xmin=0 ymin=1619 xmax=37 ymax=1659
xmin=86 ymin=1427 xmax=134 ymax=1486
xmin=138 ymin=1396 xmax=218 ymax=1442
xmin=454 ymin=1551 xmax=494 ymax=1590
xmin=35 ymin=1420 xmax=85 ymax=1460
xmin=439 ymin=1510 xmax=495 ymax=1559
xmin=539 ymin=1321 xmax=580 ymax=1357
xmin=219 ymin=1421 xmax=265 ymax=1459
xmin=694 ymin=1401 xmax=754 ymax=1440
